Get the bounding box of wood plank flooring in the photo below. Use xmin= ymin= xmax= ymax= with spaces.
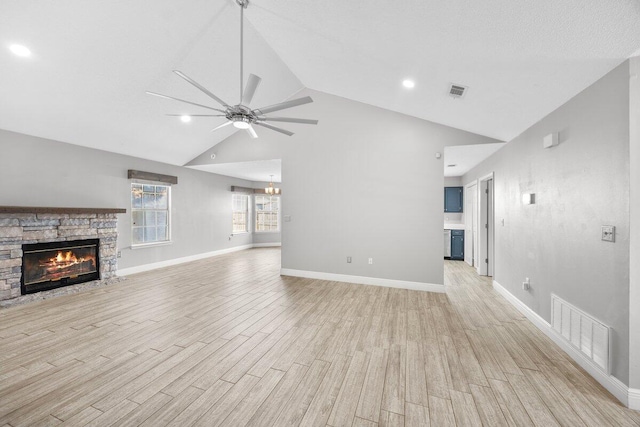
xmin=1 ymin=248 xmax=639 ymax=426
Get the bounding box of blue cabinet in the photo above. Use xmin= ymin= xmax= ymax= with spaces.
xmin=445 ymin=187 xmax=463 ymax=213
xmin=450 ymin=230 xmax=464 ymax=260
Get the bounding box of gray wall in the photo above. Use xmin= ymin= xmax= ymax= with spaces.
xmin=630 ymin=56 xmax=640 ymax=391
xmin=0 ymin=129 xmax=255 ymax=270
xmin=444 ymin=177 xmax=463 ymax=186
xmin=463 ymin=62 xmax=631 ymax=384
xmin=279 ymin=90 xmax=500 ymax=285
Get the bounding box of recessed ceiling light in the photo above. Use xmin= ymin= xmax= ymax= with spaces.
xmin=180 ymin=115 xmax=191 ymax=123
xmin=9 ymin=44 xmax=31 ymax=57
xmin=402 ymin=79 xmax=415 ymax=89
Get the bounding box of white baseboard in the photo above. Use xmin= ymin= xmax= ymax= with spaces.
xmin=493 ymin=280 xmax=631 ymax=407
xmin=117 ymin=244 xmax=254 ymax=276
xmin=630 ymin=388 xmax=640 ymax=411
xmin=252 ymin=242 xmax=282 ymax=247
xmin=280 ymin=268 xmax=445 ymax=293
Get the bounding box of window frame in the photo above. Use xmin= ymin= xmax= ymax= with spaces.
xmin=232 ymin=193 xmax=250 ymax=235
xmin=254 ymin=194 xmax=280 ymax=233
xmin=130 ymin=182 xmax=172 ymax=248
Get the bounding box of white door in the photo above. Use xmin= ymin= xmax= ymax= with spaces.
xmin=464 ymin=183 xmax=477 ymax=266
xmin=478 ymin=180 xmax=488 ymax=275
xmin=478 ymin=175 xmax=495 ymax=276
xmin=487 ymin=179 xmax=494 ymax=276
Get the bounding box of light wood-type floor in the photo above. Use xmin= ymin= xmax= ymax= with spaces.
xmin=1 ymin=248 xmax=639 ymax=427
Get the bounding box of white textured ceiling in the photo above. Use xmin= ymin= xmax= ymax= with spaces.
xmin=444 ymin=143 xmax=506 ymax=177
xmin=247 ymin=0 xmax=640 ymax=142
xmin=1 ymin=0 xmax=639 ymax=167
xmin=0 ymin=0 xmax=303 ymax=166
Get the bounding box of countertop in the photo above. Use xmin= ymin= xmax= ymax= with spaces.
xmin=444 ymin=223 xmax=465 ymax=230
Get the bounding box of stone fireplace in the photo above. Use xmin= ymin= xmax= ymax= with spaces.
xmin=0 ymin=206 xmax=126 ymax=302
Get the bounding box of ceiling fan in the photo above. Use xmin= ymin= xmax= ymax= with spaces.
xmin=146 ymin=0 xmax=318 ymax=138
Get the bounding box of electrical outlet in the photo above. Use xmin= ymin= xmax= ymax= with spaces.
xmin=368 ymin=258 xmax=373 ymax=265
xmin=601 ymin=225 xmax=615 ymax=242
xmin=347 ymin=256 xmax=352 ymax=263
xmin=117 ymin=251 xmax=121 ymax=258
xmin=522 ymin=277 xmax=530 ymax=290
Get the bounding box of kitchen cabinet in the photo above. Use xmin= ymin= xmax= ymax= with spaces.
xmin=445 ymin=187 xmax=463 ymax=212
xmin=450 ymin=230 xmax=464 ymax=260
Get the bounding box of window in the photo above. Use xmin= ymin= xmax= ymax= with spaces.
xmin=131 ymin=183 xmax=171 ymax=246
xmin=255 ymin=195 xmax=279 ymax=232
xmin=232 ymin=194 xmax=249 ymax=233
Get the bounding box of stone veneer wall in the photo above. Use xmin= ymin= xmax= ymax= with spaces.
xmin=0 ymin=212 xmax=118 ymax=301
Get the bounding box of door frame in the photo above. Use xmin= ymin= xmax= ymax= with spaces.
xmin=464 ymin=181 xmax=478 ymax=267
xmin=477 ymin=172 xmax=494 ymax=276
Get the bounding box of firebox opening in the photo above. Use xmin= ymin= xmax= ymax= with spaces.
xmin=21 ymin=239 xmax=100 ymax=295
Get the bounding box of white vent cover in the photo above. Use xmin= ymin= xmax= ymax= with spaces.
xmin=551 ymin=294 xmax=610 ymax=373
xmin=449 ymin=84 xmax=467 ymax=98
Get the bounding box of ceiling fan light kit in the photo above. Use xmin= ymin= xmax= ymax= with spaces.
xmin=147 ymin=0 xmax=318 ymax=139
xmin=232 ymin=117 xmax=251 ymax=129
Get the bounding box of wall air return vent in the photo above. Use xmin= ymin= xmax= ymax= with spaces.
xmin=449 ymin=84 xmax=467 ymax=98
xmin=551 ymin=294 xmax=610 ymax=373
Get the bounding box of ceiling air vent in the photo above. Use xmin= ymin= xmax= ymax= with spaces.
xmin=449 ymin=84 xmax=467 ymax=98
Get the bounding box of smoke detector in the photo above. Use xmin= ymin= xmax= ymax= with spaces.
xmin=448 ymin=84 xmax=468 ymax=99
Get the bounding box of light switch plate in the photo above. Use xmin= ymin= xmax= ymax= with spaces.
xmin=601 ymin=225 xmax=615 ymax=242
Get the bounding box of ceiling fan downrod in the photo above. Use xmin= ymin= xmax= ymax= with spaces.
xmin=236 ymin=0 xmax=249 ymax=104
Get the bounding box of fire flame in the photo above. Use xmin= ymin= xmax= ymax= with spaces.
xmin=48 ymin=250 xmax=87 ymax=269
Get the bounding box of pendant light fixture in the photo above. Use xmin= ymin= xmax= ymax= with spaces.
xmin=265 ymin=175 xmax=280 ymax=195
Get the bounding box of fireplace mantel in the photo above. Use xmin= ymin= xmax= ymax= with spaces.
xmin=0 ymin=206 xmax=126 ymax=214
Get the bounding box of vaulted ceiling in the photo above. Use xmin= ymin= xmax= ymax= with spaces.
xmin=1 ymin=0 xmax=639 ymax=167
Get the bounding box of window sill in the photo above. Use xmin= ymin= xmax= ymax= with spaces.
xmin=232 ymin=231 xmax=250 ymax=236
xmin=131 ymin=241 xmax=173 ymax=250
xmin=254 ymin=231 xmax=280 ymax=234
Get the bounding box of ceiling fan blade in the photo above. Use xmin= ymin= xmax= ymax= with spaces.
xmin=146 ymin=91 xmax=226 ymax=113
xmin=211 ymin=121 xmax=233 ymax=132
xmin=260 ymin=117 xmax=318 ymax=125
xmin=246 ymin=125 xmax=258 ymax=139
xmin=242 ymin=74 xmax=262 ymax=106
xmin=254 ymin=122 xmax=294 ymax=136
xmin=254 ymin=96 xmax=314 ymax=115
xmin=173 ymin=70 xmax=230 ymax=107
xmin=165 ymin=114 xmax=226 ymax=117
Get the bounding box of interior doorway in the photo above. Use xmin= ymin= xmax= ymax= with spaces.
xmin=478 ymin=173 xmax=494 ymax=276
xmin=443 ymin=144 xmax=504 ymax=282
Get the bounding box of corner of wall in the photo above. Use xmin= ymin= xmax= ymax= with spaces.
xmin=628 ymin=56 xmax=640 ymax=393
